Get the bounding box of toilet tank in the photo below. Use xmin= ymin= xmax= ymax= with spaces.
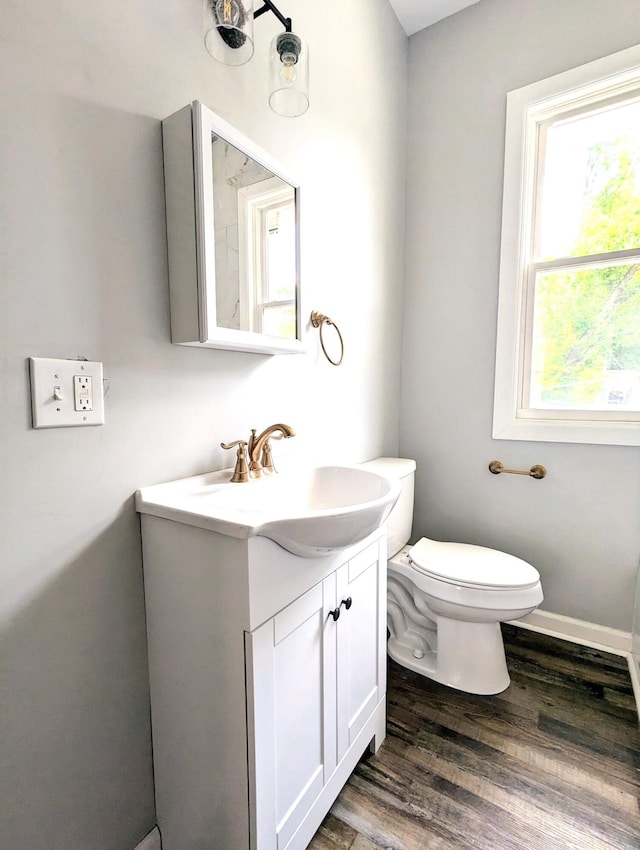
xmin=360 ymin=458 xmax=416 ymax=557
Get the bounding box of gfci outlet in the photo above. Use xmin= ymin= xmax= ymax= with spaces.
xmin=29 ymin=357 xmax=105 ymax=428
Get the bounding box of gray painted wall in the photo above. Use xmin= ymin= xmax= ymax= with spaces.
xmin=0 ymin=2 xmax=407 ymax=848
xmin=401 ymin=0 xmax=640 ymax=631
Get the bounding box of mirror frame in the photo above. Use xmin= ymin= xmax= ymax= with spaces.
xmin=162 ymin=101 xmax=304 ymax=355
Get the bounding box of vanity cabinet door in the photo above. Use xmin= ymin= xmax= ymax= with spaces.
xmin=246 ymin=573 xmax=338 ymax=850
xmin=336 ymin=539 xmax=386 ymax=761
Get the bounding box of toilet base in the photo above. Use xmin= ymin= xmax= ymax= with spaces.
xmin=387 ymin=617 xmax=510 ymax=695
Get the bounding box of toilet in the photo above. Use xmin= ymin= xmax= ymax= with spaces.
xmin=362 ymin=458 xmax=543 ymax=695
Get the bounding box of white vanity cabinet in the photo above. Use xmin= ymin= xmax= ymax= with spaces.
xmin=247 ymin=542 xmax=385 ymax=850
xmin=139 ymin=513 xmax=387 ymax=850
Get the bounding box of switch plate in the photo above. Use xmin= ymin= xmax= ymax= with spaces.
xmin=29 ymin=357 xmax=105 ymax=428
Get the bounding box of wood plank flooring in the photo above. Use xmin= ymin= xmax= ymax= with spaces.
xmin=308 ymin=625 xmax=640 ymax=850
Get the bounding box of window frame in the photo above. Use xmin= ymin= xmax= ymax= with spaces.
xmin=493 ymin=44 xmax=640 ymax=446
xmin=237 ymin=177 xmax=297 ymax=336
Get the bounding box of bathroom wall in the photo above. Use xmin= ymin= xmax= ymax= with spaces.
xmin=0 ymin=2 xmax=407 ymax=848
xmin=401 ymin=0 xmax=640 ymax=632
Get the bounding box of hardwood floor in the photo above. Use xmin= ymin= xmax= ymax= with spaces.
xmin=308 ymin=625 xmax=640 ymax=850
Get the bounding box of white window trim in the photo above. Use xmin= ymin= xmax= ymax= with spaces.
xmin=493 ymin=43 xmax=640 ymax=447
xmin=237 ymin=176 xmax=296 ymax=334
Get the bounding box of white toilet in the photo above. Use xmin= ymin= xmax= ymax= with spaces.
xmin=362 ymin=458 xmax=544 ymax=695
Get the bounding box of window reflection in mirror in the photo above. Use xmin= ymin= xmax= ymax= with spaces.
xmin=211 ymin=136 xmax=296 ymax=339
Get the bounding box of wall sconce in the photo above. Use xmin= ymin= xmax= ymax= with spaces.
xmin=204 ymin=0 xmax=309 ymax=118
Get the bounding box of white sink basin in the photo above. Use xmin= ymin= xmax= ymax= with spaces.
xmin=136 ymin=464 xmax=400 ymax=557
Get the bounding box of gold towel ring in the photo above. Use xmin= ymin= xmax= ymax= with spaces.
xmin=311 ymin=311 xmax=344 ymax=366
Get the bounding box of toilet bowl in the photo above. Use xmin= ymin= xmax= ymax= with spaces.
xmin=361 ymin=458 xmax=544 ymax=695
xmin=388 ymin=539 xmax=542 ymax=694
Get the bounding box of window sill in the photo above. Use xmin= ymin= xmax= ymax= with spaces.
xmin=492 ymin=414 xmax=640 ymax=446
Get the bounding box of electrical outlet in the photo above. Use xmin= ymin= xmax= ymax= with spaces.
xmin=74 ymin=375 xmax=93 ymax=411
xmin=29 ymin=357 xmax=105 ymax=428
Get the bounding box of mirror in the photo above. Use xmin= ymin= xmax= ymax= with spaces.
xmin=211 ymin=136 xmax=296 ymax=338
xmin=162 ymin=101 xmax=303 ymax=354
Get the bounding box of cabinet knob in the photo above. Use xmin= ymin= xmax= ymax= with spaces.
xmin=329 ymin=597 xmax=353 ymax=621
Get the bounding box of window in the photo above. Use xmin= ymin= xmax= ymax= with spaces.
xmin=237 ymin=177 xmax=297 ymax=339
xmin=493 ymin=45 xmax=640 ymax=446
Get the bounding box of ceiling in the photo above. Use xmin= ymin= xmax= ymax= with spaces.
xmin=388 ymin=0 xmax=482 ymax=35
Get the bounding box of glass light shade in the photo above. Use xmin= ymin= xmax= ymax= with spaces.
xmin=268 ymin=32 xmax=309 ymax=117
xmin=204 ymin=0 xmax=254 ymax=66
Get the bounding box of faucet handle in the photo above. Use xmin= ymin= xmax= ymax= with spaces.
xmin=260 ymin=433 xmax=284 ymax=476
xmin=220 ymin=440 xmax=250 ymax=483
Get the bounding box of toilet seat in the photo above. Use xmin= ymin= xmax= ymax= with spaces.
xmin=408 ymin=537 xmax=540 ymax=590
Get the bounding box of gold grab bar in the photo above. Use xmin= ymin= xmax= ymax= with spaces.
xmin=310 ymin=311 xmax=344 ymax=366
xmin=488 ymin=460 xmax=547 ymax=479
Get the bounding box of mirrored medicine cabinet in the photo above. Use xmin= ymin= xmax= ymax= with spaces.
xmin=162 ymin=101 xmax=303 ymax=354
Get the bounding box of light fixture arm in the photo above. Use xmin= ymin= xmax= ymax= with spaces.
xmin=254 ymin=0 xmax=292 ymax=33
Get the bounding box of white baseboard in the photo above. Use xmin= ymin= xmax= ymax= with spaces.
xmin=509 ymin=608 xmax=632 ymax=655
xmin=134 ymin=827 xmax=161 ymax=850
xmin=627 ymin=654 xmax=640 ymax=725
xmin=509 ymin=609 xmax=639 ymax=724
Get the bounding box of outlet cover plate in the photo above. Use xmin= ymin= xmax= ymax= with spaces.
xmin=29 ymin=357 xmax=105 ymax=428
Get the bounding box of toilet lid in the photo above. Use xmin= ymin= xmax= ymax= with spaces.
xmin=407 ymin=538 xmax=540 ymax=589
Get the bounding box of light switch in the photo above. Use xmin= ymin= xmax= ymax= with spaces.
xmin=29 ymin=357 xmax=105 ymax=428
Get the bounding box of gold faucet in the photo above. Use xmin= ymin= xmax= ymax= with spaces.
xmin=221 ymin=423 xmax=295 ymax=482
xmin=248 ymin=423 xmax=295 ymax=478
